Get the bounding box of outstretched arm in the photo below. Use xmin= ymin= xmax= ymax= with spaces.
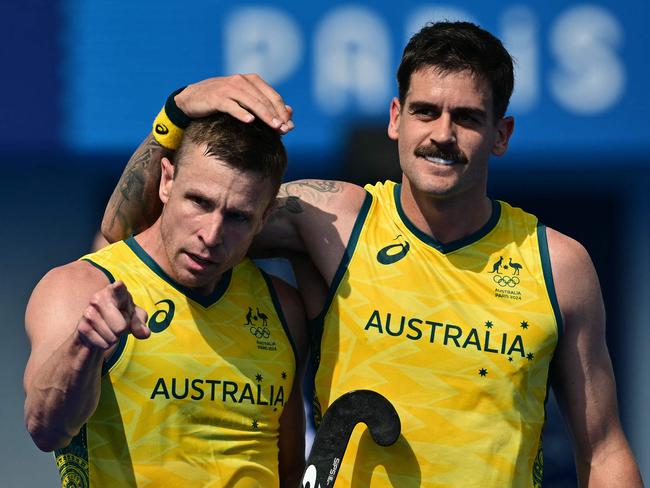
xmin=548 ymin=228 xmax=643 ymax=487
xmin=101 ymin=74 xmax=294 ymax=243
xmin=24 ymin=263 xmax=149 ymax=451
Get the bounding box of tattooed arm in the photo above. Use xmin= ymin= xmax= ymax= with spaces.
xmin=101 ymin=74 xmax=293 ymax=243
xmin=101 ymin=134 xmax=169 ymax=242
xmin=252 ymin=179 xmax=366 ymax=284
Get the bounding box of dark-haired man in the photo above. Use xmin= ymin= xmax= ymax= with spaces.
xmin=24 ymin=113 xmax=307 ymax=487
xmin=102 ymin=21 xmax=642 ymax=487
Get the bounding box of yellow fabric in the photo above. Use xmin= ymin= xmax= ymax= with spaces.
xmin=314 ymin=181 xmax=560 ymax=488
xmin=152 ymin=106 xmax=184 ymax=149
xmin=55 ymin=239 xmax=296 ymax=487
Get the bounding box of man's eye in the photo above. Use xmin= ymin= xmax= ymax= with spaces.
xmin=189 ymin=196 xmax=208 ymax=209
xmin=413 ymin=108 xmax=437 ymax=119
xmin=226 ymin=212 xmax=249 ymax=222
xmin=455 ymin=112 xmax=483 ymax=126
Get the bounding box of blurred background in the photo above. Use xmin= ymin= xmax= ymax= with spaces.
xmin=2 ymin=0 xmax=649 ymax=485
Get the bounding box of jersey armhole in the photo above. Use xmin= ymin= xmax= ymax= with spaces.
xmin=81 ymin=258 xmax=128 ymax=376
xmin=259 ymin=270 xmax=299 ymax=370
xmin=536 ymin=223 xmax=564 ymax=341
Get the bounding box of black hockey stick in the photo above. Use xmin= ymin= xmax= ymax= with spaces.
xmin=301 ymin=389 xmax=401 ymax=488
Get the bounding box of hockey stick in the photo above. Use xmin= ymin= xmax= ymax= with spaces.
xmin=301 ymin=389 xmax=401 ymax=488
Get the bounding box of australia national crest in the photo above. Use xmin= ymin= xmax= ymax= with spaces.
xmin=488 ymin=255 xmax=524 ymax=300
xmin=245 ymin=306 xmax=277 ymax=351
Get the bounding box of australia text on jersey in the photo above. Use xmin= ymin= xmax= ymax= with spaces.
xmin=364 ymin=309 xmax=532 ymax=359
xmin=150 ymin=377 xmax=286 ymax=406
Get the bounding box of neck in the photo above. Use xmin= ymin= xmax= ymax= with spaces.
xmin=134 ymin=222 xmax=221 ymax=296
xmin=135 ymin=221 xmax=167 ymax=268
xmin=399 ymin=178 xmax=493 ymax=245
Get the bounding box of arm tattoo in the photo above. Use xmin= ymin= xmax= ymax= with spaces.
xmin=295 ymin=180 xmax=341 ymax=193
xmin=265 ymin=180 xmax=343 ymax=230
xmin=275 ymin=195 xmax=303 ymax=214
xmin=106 ymin=135 xmax=167 ymax=234
xmin=275 ymin=180 xmax=343 ymax=215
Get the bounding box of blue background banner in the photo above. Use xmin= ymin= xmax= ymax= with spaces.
xmin=5 ymin=0 xmax=650 ymax=167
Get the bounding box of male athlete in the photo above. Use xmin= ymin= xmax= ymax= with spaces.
xmin=101 ymin=22 xmax=643 ymax=487
xmin=24 ymin=113 xmax=307 ymax=486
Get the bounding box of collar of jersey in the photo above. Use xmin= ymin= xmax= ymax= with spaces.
xmin=393 ymin=183 xmax=501 ymax=254
xmin=124 ymin=236 xmax=232 ymax=308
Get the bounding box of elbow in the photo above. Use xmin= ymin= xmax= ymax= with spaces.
xmin=27 ymin=425 xmax=72 ymax=453
xmin=25 ymin=412 xmax=71 ymax=452
xmin=100 ymin=214 xmax=119 ymax=244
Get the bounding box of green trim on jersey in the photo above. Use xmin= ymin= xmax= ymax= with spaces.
xmin=530 ymin=223 xmax=563 ymax=487
xmin=101 ymin=335 xmax=128 ymax=376
xmin=393 ymin=183 xmax=502 ymax=254
xmin=81 ymin=258 xmax=126 ymax=376
xmin=259 ymin=270 xmax=299 ymax=369
xmin=81 ymin=258 xmax=115 ymax=283
xmin=124 ymin=236 xmax=232 ymax=308
xmin=536 ymin=224 xmax=564 ymax=340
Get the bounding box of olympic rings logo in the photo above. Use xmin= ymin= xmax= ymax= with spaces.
xmin=250 ymin=326 xmax=271 ymax=339
xmin=493 ymin=275 xmax=520 ymax=287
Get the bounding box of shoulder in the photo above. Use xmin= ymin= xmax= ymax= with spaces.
xmin=33 ymin=260 xmax=111 ymax=298
xmin=26 ymin=261 xmax=113 ymax=336
xmin=544 ymin=227 xmax=603 ymax=323
xmin=268 ymin=275 xmax=308 ymax=363
xmin=545 ymin=227 xmax=597 ymax=288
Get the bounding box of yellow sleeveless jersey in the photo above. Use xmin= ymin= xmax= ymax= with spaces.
xmin=54 ymin=237 xmax=297 ymax=487
xmin=313 ymin=181 xmax=562 ymax=487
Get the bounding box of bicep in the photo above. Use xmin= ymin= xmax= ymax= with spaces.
xmin=23 ymin=264 xmax=107 ymax=391
xmin=551 ymin=298 xmax=619 ymax=455
xmin=548 ymin=229 xmax=622 ymax=457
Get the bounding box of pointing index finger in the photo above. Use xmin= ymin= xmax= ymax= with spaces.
xmin=110 ymin=281 xmax=135 ymax=319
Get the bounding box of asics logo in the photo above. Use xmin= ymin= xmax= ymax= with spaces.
xmin=377 ymin=235 xmax=410 ymax=265
xmin=148 ymin=299 xmax=175 ymax=333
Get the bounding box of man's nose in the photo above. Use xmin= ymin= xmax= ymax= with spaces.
xmin=429 ymin=113 xmax=456 ymax=146
xmin=199 ymin=213 xmax=224 ymax=247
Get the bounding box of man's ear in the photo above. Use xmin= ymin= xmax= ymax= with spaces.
xmin=159 ymin=156 xmax=175 ymax=204
xmin=492 ymin=116 xmax=515 ymax=157
xmin=387 ymin=97 xmax=402 ymax=141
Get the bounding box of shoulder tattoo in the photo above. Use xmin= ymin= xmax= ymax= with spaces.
xmin=276 ymin=180 xmax=343 ymax=214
